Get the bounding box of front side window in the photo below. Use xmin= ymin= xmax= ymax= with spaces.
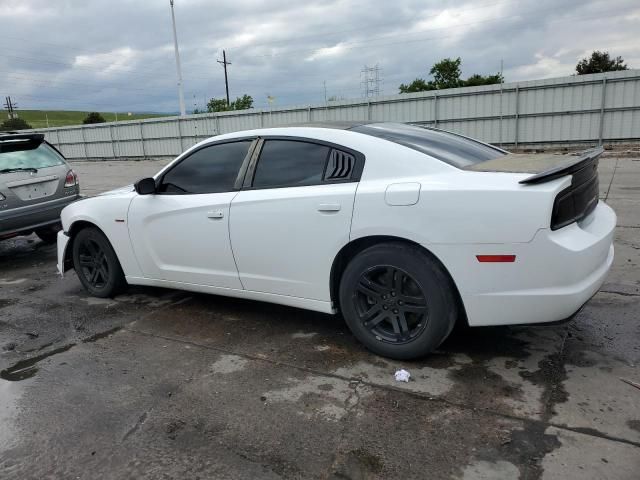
xmin=252 ymin=140 xmax=330 ymax=188
xmin=159 ymin=140 xmax=252 ymax=194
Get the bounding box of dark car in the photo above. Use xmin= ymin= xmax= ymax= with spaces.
xmin=0 ymin=133 xmax=80 ymax=243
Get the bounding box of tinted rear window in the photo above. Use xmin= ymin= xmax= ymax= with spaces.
xmin=351 ymin=123 xmax=505 ymax=168
xmin=0 ymin=142 xmax=65 ymax=170
xmin=252 ymin=140 xmax=330 ymax=188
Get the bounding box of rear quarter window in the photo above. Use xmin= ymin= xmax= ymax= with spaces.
xmin=351 ymin=122 xmax=505 ymax=168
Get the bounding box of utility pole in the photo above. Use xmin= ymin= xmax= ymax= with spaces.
xmin=217 ymin=50 xmax=231 ymax=108
xmin=499 ymin=58 xmax=504 ymax=147
xmin=323 ymin=80 xmax=327 ymax=105
xmin=4 ymin=96 xmax=17 ymax=119
xmin=169 ymin=0 xmax=186 ymax=116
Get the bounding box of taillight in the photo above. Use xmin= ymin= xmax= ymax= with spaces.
xmin=64 ymin=169 xmax=77 ymax=188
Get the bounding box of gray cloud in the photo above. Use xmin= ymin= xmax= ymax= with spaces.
xmin=1 ymin=0 xmax=638 ymax=113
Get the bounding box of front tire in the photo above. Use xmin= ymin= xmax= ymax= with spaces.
xmin=72 ymin=227 xmax=127 ymax=298
xmin=339 ymin=243 xmax=458 ymax=360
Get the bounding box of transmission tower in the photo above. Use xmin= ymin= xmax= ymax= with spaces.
xmin=360 ymin=64 xmax=383 ymax=98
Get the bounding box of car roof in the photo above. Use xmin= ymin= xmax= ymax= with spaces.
xmin=290 ymin=121 xmax=375 ymax=130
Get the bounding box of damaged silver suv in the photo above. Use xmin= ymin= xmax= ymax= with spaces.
xmin=0 ymin=133 xmax=80 ymax=243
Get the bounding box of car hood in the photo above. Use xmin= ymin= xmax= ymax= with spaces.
xmin=97 ymin=184 xmax=135 ymax=196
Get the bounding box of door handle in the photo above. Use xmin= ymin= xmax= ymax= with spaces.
xmin=317 ymin=203 xmax=341 ymax=212
xmin=207 ymin=210 xmax=224 ymax=219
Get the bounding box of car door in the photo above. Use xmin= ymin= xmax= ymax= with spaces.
xmin=127 ymin=139 xmax=254 ymax=288
xmin=229 ymin=138 xmax=363 ymax=301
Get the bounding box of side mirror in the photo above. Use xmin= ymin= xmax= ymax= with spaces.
xmin=134 ymin=177 xmax=156 ymax=195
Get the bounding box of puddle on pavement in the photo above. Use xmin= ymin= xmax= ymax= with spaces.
xmin=0 ymin=326 xmax=122 ymax=381
xmin=0 ymin=344 xmax=75 ymax=381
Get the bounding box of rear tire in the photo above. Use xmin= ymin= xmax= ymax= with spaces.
xmin=72 ymin=227 xmax=127 ymax=298
xmin=339 ymin=242 xmax=458 ymax=360
xmin=35 ymin=225 xmax=61 ymax=244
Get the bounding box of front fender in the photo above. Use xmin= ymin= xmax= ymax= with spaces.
xmin=60 ymin=194 xmax=142 ymax=278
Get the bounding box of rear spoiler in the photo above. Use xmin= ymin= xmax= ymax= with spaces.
xmin=0 ymin=133 xmax=45 ymax=144
xmin=519 ymin=147 xmax=604 ymax=185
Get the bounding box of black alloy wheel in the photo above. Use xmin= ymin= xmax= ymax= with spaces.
xmin=339 ymin=242 xmax=458 ymax=359
xmin=354 ymin=265 xmax=428 ymax=344
xmin=77 ymin=237 xmax=110 ymax=289
xmin=72 ymin=227 xmax=126 ymax=298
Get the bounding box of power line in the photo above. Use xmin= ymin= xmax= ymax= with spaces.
xmin=230 ymin=5 xmax=631 ymax=60
xmin=0 ymin=0 xmax=517 ymax=60
xmin=0 ymin=7 xmax=633 ymax=112
xmin=0 ymin=5 xmax=630 ymax=89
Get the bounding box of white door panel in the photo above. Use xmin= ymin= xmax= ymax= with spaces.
xmin=128 ymin=193 xmax=242 ymax=288
xmin=230 ymin=183 xmax=357 ymax=301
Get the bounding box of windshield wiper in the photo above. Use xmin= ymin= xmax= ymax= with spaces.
xmin=0 ymin=167 xmax=38 ymax=174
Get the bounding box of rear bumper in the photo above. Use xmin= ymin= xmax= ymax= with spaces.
xmin=429 ymin=202 xmax=616 ymax=326
xmin=0 ymin=194 xmax=80 ymax=238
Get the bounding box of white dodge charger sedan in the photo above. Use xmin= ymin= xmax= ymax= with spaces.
xmin=57 ymin=122 xmax=615 ymax=359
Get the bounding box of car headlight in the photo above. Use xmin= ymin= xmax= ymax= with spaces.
xmin=0 ymin=192 xmax=5 ymax=201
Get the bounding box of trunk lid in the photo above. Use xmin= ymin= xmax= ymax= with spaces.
xmin=465 ymin=147 xmax=603 ymax=185
xmin=3 ymin=167 xmax=66 ymax=202
xmin=466 ymin=147 xmax=603 ymax=230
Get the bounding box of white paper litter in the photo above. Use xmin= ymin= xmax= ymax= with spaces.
xmin=394 ymin=369 xmax=411 ymax=382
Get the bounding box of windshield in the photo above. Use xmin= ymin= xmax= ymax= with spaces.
xmin=351 ymin=122 xmax=506 ymax=168
xmin=0 ymin=142 xmax=65 ymax=171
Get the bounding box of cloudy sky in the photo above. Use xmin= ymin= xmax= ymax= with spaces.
xmin=1 ymin=0 xmax=639 ymax=113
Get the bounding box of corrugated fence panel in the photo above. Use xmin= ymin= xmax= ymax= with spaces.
xmin=604 ymin=109 xmax=640 ymax=139
xmin=142 ymin=120 xmax=177 ymax=140
xmin=606 ymin=77 xmax=640 ymax=109
xmin=57 ymin=128 xmax=84 ymax=144
xmin=82 ymin=125 xmax=111 ymax=142
xmin=26 ymin=70 xmax=640 ymax=160
xmin=113 ymin=123 xmax=140 ymax=141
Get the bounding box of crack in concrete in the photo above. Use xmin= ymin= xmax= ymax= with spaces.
xmin=604 ymin=158 xmax=619 ymax=202
xmin=121 ymin=410 xmax=151 ymax=442
xmin=127 ymin=328 xmax=640 ymax=450
xmin=600 ymin=290 xmax=640 ymax=297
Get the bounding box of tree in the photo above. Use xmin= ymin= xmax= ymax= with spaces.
xmin=207 ymin=94 xmax=254 ymax=113
xmin=576 ymin=51 xmax=628 ymax=75
xmin=207 ymin=98 xmax=229 ymax=113
xmin=399 ymin=78 xmax=436 ymax=93
xmin=430 ymin=57 xmax=462 ymax=89
xmin=399 ymin=57 xmax=504 ymax=93
xmin=464 ymin=73 xmax=504 ymax=87
xmin=230 ymin=94 xmax=253 ymax=111
xmin=83 ymin=112 xmax=106 ymax=124
xmin=0 ymin=117 xmax=32 ymax=131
